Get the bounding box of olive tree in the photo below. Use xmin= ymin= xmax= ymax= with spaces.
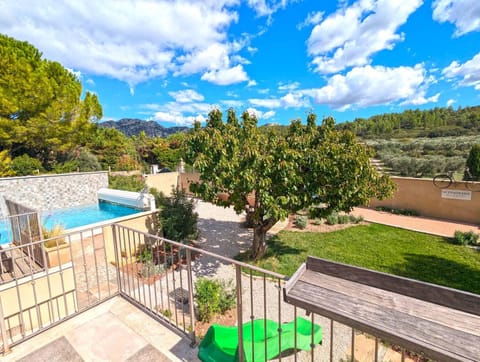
xmin=465 ymin=144 xmax=480 ymax=180
xmin=185 ymin=109 xmax=394 ymax=259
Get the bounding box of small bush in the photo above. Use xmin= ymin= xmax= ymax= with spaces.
xmin=452 ymin=231 xmax=479 ymax=246
xmin=352 ymin=215 xmax=364 ymax=224
xmin=137 ymin=246 xmax=152 ymax=263
xmin=140 ymin=260 xmax=164 ymax=278
xmin=337 ymin=215 xmax=350 ymax=224
xmin=195 ymin=278 xmax=236 ymax=322
xmin=109 ymin=175 xmax=146 ymax=192
xmin=325 ymin=212 xmax=339 ymax=225
xmin=375 ymin=206 xmax=420 ymax=216
xmin=42 ymin=225 xmax=67 ymax=248
xmin=293 ymin=215 xmax=308 ymax=229
xmin=11 ymin=154 xmax=43 ymax=176
xmin=158 ymin=188 xmax=198 ymax=242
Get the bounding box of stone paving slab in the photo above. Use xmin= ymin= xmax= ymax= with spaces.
xmin=16 ymin=336 xmax=83 ymax=362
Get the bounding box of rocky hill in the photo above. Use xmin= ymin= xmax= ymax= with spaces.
xmin=100 ymin=118 xmax=189 ymax=138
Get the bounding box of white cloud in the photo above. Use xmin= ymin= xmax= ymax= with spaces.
xmin=432 ymin=0 xmax=480 ymax=36
xmin=247 ymin=0 xmax=291 ymax=17
xmin=306 ymin=64 xmax=437 ymax=110
xmin=85 ymin=78 xmax=95 ymax=86
xmin=442 ymin=52 xmax=480 ymax=90
xmin=278 ymin=82 xmax=300 ymax=92
xmin=151 ymin=111 xmax=206 ymax=126
xmin=247 ymin=80 xmax=258 ymax=87
xmin=201 ymin=65 xmax=249 ymax=85
xmin=447 ymin=98 xmax=456 ymax=107
xmin=307 ymin=0 xmax=423 ymax=74
xmin=0 ymin=1 xmax=247 ymax=88
xmin=246 ymin=107 xmax=276 ymax=119
xmin=297 ymin=11 xmax=324 ymax=30
xmin=249 ymin=92 xmax=310 ymax=108
xmin=168 ymin=89 xmax=205 ymax=103
xmin=222 ymin=100 xmax=244 ymax=108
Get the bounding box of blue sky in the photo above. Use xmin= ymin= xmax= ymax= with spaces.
xmin=1 ymin=0 xmax=479 ymax=126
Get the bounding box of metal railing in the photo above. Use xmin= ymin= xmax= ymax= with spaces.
xmin=0 ymin=220 xmax=444 ymax=361
xmin=0 ymin=225 xmax=119 ymax=353
xmin=112 ymin=224 xmax=329 ymax=361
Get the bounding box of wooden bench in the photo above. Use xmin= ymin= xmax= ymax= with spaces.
xmin=284 ymin=256 xmax=480 ymax=362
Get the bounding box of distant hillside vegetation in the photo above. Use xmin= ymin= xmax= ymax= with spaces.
xmin=101 ymin=118 xmax=189 ymax=138
xmin=337 ymin=106 xmax=480 ymax=139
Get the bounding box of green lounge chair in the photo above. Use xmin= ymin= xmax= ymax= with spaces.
xmin=198 ymin=317 xmax=322 ymax=362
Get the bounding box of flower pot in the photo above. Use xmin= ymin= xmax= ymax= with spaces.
xmin=44 ymin=242 xmax=71 ymax=268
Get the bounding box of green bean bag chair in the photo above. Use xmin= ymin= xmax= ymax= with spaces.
xmin=198 ymin=317 xmax=322 ymax=362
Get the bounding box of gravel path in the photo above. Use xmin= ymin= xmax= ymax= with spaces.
xmin=190 ymin=201 xmax=353 ymax=361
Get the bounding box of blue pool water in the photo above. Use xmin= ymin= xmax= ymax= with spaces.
xmin=0 ymin=201 xmax=141 ymax=245
xmin=42 ymin=201 xmax=140 ymax=230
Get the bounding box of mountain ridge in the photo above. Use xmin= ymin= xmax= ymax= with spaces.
xmin=100 ymin=118 xmax=189 ymax=138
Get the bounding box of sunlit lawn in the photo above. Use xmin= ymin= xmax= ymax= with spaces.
xmin=242 ymin=223 xmax=480 ymax=294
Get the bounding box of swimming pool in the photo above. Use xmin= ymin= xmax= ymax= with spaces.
xmin=42 ymin=201 xmax=141 ymax=230
xmin=0 ymin=201 xmax=141 ymax=245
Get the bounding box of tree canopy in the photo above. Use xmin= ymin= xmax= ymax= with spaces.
xmin=465 ymin=144 xmax=480 ymax=180
xmin=185 ymin=109 xmax=395 ymax=259
xmin=0 ymin=34 xmax=103 ymax=167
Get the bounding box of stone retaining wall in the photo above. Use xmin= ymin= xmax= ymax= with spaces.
xmin=0 ymin=172 xmax=108 ymax=217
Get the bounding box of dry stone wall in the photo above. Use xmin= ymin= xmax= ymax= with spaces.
xmin=0 ymin=172 xmax=108 ymax=217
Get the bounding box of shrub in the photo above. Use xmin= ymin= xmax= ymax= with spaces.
xmin=293 ymin=215 xmax=308 ymax=229
xmin=140 ymin=260 xmax=164 ymax=278
xmin=158 ymin=188 xmax=198 ymax=242
xmin=337 ymin=215 xmax=350 ymax=224
xmin=109 ymin=175 xmax=146 ymax=192
xmin=375 ymin=206 xmax=420 ymax=216
xmin=42 ymin=225 xmax=67 ymax=248
xmin=137 ymin=246 xmax=152 ymax=263
xmin=348 ymin=214 xmax=364 ymax=224
xmin=325 ymin=212 xmax=339 ymax=225
xmin=75 ymin=150 xmax=102 ymax=171
xmin=195 ymin=278 xmax=236 ymax=322
xmin=452 ymin=231 xmax=479 ymax=246
xmin=11 ymin=154 xmax=43 ymax=176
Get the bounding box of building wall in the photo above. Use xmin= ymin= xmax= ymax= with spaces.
xmin=0 ymin=172 xmax=108 ymax=216
xmin=369 ymin=176 xmax=480 ymax=224
xmin=144 ymin=172 xmax=179 ymax=196
xmin=0 ymin=267 xmax=76 ymax=335
xmin=179 ymin=172 xmax=201 ymax=195
xmin=102 ymin=211 xmax=159 ymax=266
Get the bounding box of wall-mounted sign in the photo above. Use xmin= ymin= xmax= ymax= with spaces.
xmin=441 ymin=189 xmax=472 ymax=201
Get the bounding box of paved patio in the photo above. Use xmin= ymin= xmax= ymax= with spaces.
xmin=4 ymin=297 xmax=199 ymax=362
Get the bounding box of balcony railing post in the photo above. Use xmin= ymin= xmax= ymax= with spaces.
xmin=235 ymin=264 xmax=244 ymax=362
xmin=0 ymin=296 xmax=11 ymax=354
xmin=186 ymin=249 xmax=196 ymax=346
xmin=111 ymin=224 xmax=122 ymax=291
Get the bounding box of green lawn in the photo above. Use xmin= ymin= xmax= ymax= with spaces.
xmin=246 ymin=224 xmax=480 ymax=295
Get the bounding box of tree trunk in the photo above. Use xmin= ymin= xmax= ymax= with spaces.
xmin=252 ymin=226 xmax=267 ymax=259
xmin=251 ymin=218 xmax=277 ymax=260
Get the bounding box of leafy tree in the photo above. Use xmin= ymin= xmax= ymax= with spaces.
xmin=11 ymin=154 xmax=44 ymax=175
xmin=465 ymin=144 xmax=480 ymax=180
xmin=158 ymin=188 xmax=198 ymax=242
xmin=0 ymin=150 xmax=15 ymax=177
xmin=0 ymin=34 xmax=102 ymax=168
xmin=185 ymin=109 xmax=394 ymax=259
xmin=108 ymin=175 xmax=145 ymax=192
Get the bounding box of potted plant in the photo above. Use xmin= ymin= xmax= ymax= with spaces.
xmin=42 ymin=225 xmax=71 ymax=268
